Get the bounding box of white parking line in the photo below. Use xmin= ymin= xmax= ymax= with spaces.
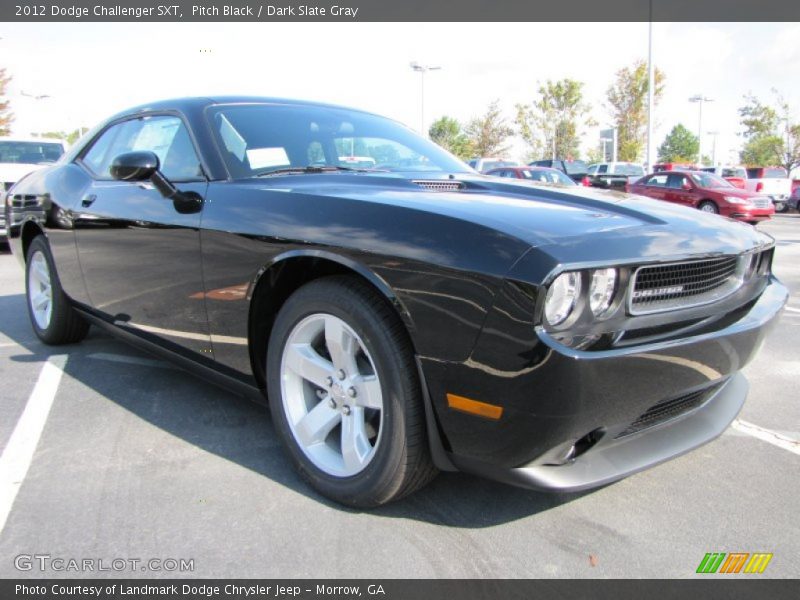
xmin=731 ymin=419 xmax=800 ymax=456
xmin=785 ymin=306 xmax=800 ymax=314
xmin=0 ymin=356 xmax=67 ymax=534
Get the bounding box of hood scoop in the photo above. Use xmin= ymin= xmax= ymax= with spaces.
xmin=413 ymin=180 xmax=465 ymax=192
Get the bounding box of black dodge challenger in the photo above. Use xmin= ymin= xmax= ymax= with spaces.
xmin=5 ymin=97 xmax=787 ymax=507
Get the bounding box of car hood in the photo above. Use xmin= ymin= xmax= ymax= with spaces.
xmin=0 ymin=162 xmax=48 ymax=185
xmin=706 ymin=186 xmax=760 ymax=199
xmin=244 ymin=173 xmax=773 ymax=263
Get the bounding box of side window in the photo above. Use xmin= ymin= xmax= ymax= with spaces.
xmin=81 ymin=116 xmax=201 ymax=181
xmin=667 ymin=174 xmax=690 ymax=189
xmin=598 ymin=164 xmax=608 ymax=174
xmin=646 ymin=174 xmax=668 ymax=187
xmin=81 ymin=120 xmax=138 ymax=177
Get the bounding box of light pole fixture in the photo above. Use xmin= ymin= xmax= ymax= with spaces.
xmin=410 ymin=61 xmax=441 ymax=136
xmin=21 ymin=90 xmax=51 ymax=100
xmin=689 ymin=94 xmax=714 ymax=164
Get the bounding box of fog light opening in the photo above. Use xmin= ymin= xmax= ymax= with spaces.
xmin=573 ymin=429 xmax=604 ymax=459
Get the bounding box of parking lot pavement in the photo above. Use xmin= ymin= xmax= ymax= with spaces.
xmin=0 ymin=217 xmax=798 ymax=579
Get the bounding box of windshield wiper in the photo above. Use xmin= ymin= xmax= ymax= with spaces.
xmin=256 ymin=165 xmax=388 ymax=177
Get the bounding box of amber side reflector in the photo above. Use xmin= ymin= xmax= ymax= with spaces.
xmin=446 ymin=393 xmax=503 ymax=421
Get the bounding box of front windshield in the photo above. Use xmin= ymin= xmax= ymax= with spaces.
xmin=521 ymin=168 xmax=576 ymax=185
xmin=0 ymin=141 xmax=64 ymax=164
xmin=207 ymin=103 xmax=469 ymax=177
xmin=692 ymin=172 xmax=733 ymax=188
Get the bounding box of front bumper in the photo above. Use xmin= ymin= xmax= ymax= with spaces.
xmin=423 ymin=277 xmax=787 ymax=491
xmin=452 ymin=373 xmax=746 ymax=491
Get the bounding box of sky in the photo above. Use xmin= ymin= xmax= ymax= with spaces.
xmin=1 ymin=21 xmax=799 ymax=166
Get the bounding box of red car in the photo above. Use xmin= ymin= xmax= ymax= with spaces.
xmin=627 ymin=170 xmax=775 ymax=224
xmin=485 ymin=165 xmax=579 ymax=185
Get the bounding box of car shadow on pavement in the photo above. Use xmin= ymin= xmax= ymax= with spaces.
xmin=0 ymin=293 xmax=592 ymax=527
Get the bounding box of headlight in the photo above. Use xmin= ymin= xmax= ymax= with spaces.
xmin=724 ymin=195 xmax=751 ymax=205
xmin=544 ymin=272 xmax=581 ymax=326
xmin=589 ymin=268 xmax=617 ymax=316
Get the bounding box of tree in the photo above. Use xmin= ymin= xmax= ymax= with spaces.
xmin=515 ymin=78 xmax=594 ymax=161
xmin=0 ymin=68 xmax=13 ymax=136
xmin=738 ymin=91 xmax=800 ymax=173
xmin=428 ymin=116 xmax=474 ymax=159
xmin=606 ymin=60 xmax=665 ymax=162
xmin=464 ymin=100 xmax=514 ymax=157
xmin=657 ymin=124 xmax=699 ymax=163
xmin=33 ymin=128 xmax=88 ymax=146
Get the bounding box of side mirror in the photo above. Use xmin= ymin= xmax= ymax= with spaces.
xmin=110 ymin=151 xmax=160 ymax=181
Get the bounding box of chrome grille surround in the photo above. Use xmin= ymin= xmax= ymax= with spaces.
xmin=413 ymin=180 xmax=464 ymax=192
xmin=628 ymin=255 xmax=749 ymax=315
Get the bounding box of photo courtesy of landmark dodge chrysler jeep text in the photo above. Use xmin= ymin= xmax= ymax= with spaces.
xmin=4 ymin=97 xmax=787 ymax=507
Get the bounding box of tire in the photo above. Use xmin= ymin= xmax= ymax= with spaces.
xmin=698 ymin=201 xmax=719 ymax=214
xmin=774 ymin=201 xmax=787 ymax=213
xmin=266 ymin=276 xmax=437 ymax=507
xmin=25 ymin=236 xmax=89 ymax=345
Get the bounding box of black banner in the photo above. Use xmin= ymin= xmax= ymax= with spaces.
xmin=3 ymin=0 xmax=800 ymax=22
xmin=2 ymin=580 xmax=800 ymax=600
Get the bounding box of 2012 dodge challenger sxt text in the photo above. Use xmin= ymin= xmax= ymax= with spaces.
xmin=5 ymin=97 xmax=787 ymax=507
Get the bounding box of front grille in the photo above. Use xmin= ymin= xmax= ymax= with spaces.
xmin=616 ymin=385 xmax=720 ymax=438
xmin=629 ymin=256 xmax=741 ymax=314
xmin=413 ymin=180 xmax=464 ymax=192
xmin=10 ymin=194 xmax=40 ymax=208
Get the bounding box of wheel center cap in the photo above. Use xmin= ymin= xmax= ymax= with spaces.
xmin=331 ymin=383 xmax=346 ymax=402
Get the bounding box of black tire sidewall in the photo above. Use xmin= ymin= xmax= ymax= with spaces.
xmin=266 ymin=279 xmax=416 ymax=507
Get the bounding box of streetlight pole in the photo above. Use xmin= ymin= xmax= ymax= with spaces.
xmin=707 ymin=131 xmax=719 ymax=166
xmin=410 ymin=62 xmax=441 ymax=137
xmin=689 ymin=94 xmax=714 ymax=164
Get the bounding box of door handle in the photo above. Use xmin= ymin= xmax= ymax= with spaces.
xmin=81 ymin=194 xmax=96 ymax=207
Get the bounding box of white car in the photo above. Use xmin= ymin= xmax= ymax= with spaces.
xmin=468 ymin=157 xmax=520 ymax=173
xmin=0 ymin=137 xmax=66 ymax=241
xmin=0 ymin=136 xmax=66 ymax=190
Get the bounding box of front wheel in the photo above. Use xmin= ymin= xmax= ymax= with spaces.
xmin=774 ymin=201 xmax=787 ymax=213
xmin=698 ymin=201 xmax=719 ymax=214
xmin=267 ymin=276 xmax=437 ymax=507
xmin=25 ymin=236 xmax=89 ymax=345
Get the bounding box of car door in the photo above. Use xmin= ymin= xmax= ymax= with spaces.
xmin=639 ymin=173 xmax=668 ymax=200
xmin=72 ymin=114 xmax=212 ymax=356
xmin=665 ymin=173 xmax=695 ymax=208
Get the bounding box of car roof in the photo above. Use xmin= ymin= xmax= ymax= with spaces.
xmin=0 ymin=136 xmax=66 ymax=145
xmin=110 ymin=96 xmax=385 ymax=120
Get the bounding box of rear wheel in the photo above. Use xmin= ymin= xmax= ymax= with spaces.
xmin=266 ymin=276 xmax=437 ymax=507
xmin=25 ymin=236 xmax=89 ymax=345
xmin=698 ymin=201 xmax=719 ymax=214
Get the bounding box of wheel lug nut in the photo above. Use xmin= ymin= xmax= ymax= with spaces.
xmin=337 ymin=370 xmax=346 ymax=380
xmin=326 ymin=376 xmax=334 ymax=387
xmin=347 ymin=387 xmax=357 ymax=398
xmin=342 ymin=405 xmax=351 ymax=415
